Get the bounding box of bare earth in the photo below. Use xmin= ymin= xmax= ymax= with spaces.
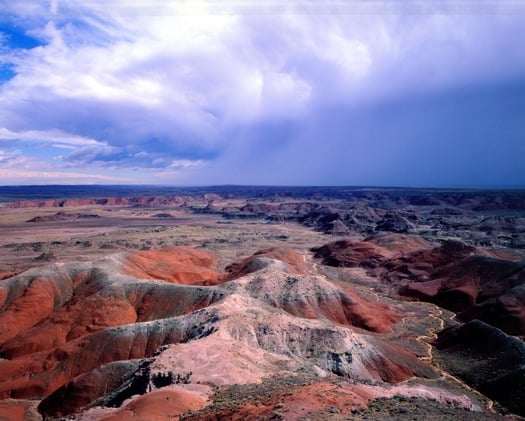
xmin=0 ymin=187 xmax=524 ymax=420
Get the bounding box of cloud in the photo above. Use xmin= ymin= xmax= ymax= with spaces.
xmin=61 ymin=144 xmax=206 ymax=170
xmin=0 ymin=0 xmax=524 ymax=185
xmin=0 ymin=167 xmax=133 ymax=184
xmin=0 ymin=149 xmax=29 ymax=167
xmin=0 ymin=127 xmax=103 ymax=148
xmin=0 ymin=146 xmax=131 ymax=184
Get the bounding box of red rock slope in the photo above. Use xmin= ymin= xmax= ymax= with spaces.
xmin=0 ymin=245 xmax=493 ymax=420
xmin=313 ymin=234 xmax=525 ymax=336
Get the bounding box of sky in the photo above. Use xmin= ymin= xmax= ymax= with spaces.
xmin=0 ymin=0 xmax=524 ymax=187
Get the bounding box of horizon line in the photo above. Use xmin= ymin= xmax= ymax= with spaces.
xmin=1 ymin=184 xmax=525 ymax=191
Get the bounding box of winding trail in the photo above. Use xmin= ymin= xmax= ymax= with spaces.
xmin=306 ymin=252 xmax=498 ymax=414
xmin=415 ymin=307 xmax=445 ymax=363
xmin=401 ymin=304 xmax=496 ymax=413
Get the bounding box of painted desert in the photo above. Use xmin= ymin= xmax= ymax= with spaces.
xmin=0 ymin=185 xmax=524 ymax=420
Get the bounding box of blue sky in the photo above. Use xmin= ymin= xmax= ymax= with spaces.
xmin=0 ymin=1 xmax=524 ymax=186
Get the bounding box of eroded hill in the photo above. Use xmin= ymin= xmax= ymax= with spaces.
xmin=0 ymin=244 xmax=520 ymax=420
xmin=1 ymin=187 xmax=524 ymax=420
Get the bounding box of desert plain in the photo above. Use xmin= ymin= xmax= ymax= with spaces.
xmin=0 ymin=185 xmax=524 ymax=420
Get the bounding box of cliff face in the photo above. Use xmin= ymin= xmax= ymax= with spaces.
xmin=4 ymin=196 xmax=185 ymax=209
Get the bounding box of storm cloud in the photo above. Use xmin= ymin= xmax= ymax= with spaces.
xmin=1 ymin=0 xmax=524 ymax=185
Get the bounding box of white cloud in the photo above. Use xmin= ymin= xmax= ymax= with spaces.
xmin=168 ymin=159 xmax=206 ymax=169
xmin=1 ymin=2 xmax=377 ymax=131
xmin=0 ymin=167 xmax=133 ymax=184
xmin=0 ymin=127 xmax=104 ymax=148
xmin=0 ymin=148 xmax=129 ymax=185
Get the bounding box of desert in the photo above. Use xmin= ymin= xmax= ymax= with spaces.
xmin=0 ymin=185 xmax=524 ymax=420
xmin=2 ymin=1 xmax=525 ymax=419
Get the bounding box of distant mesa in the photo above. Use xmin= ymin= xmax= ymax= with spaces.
xmin=8 ymin=195 xmax=186 ymax=209
xmin=151 ymin=213 xmax=175 ymax=219
xmin=27 ymin=212 xmax=100 ymax=222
